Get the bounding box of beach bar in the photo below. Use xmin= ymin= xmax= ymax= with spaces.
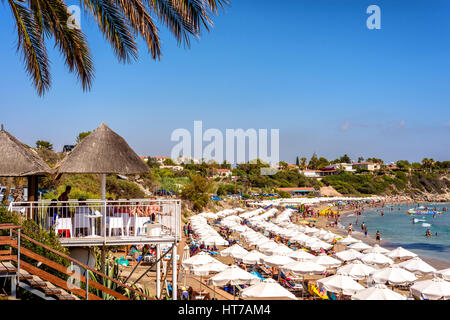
xmin=3 ymin=123 xmax=182 ymax=299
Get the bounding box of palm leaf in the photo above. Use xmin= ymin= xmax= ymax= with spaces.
xmin=28 ymin=0 xmax=94 ymax=91
xmin=8 ymin=0 xmax=50 ymax=96
xmin=80 ymin=0 xmax=138 ymax=63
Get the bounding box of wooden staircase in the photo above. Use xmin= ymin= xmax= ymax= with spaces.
xmin=0 ymin=224 xmax=155 ymax=300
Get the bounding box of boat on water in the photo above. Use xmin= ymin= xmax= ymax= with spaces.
xmin=407 ymin=206 xmax=442 ymax=215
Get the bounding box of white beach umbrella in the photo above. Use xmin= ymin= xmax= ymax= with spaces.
xmin=335 ymin=249 xmax=364 ymax=263
xmin=181 ymin=252 xmax=219 ymax=270
xmin=199 ymin=236 xmax=229 ymax=246
xmin=258 ymin=240 xmax=278 ymax=252
xmin=290 ymin=233 xmax=310 ymax=244
xmin=220 ymin=244 xmax=249 ymax=259
xmin=262 ymin=255 xmax=295 ymax=267
xmin=289 ymin=249 xmax=315 ymax=261
xmin=281 ymin=260 xmax=326 ymax=276
xmin=238 ymin=250 xmax=267 ymax=265
xmin=338 ymin=236 xmax=359 ymax=245
xmin=265 ymin=244 xmax=294 ymax=256
xmin=316 ymin=274 xmax=365 ymax=296
xmin=309 ymin=241 xmax=333 ymax=252
xmin=192 ymin=261 xmax=228 ymax=276
xmin=348 ymin=241 xmax=372 ymax=252
xmin=361 ymin=252 xmax=394 ymax=267
xmin=363 ymin=244 xmax=390 ymax=255
xmin=387 ymin=247 xmax=417 ymax=260
xmin=351 ymin=284 xmax=406 ymax=300
xmin=240 ymin=278 xmax=297 ymax=300
xmin=313 ymin=254 xmax=342 ymax=268
xmin=371 ymin=265 xmax=418 ymax=286
xmin=206 ymin=265 xmax=261 ymax=287
xmin=336 ymin=261 xmax=376 ymax=280
xmin=398 ymin=257 xmax=437 ymax=275
xmin=435 ymin=268 xmax=450 ymax=281
xmin=410 ymin=277 xmax=450 ymax=300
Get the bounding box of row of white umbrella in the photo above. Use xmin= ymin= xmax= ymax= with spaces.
xmin=200 ymin=205 xmax=450 ymax=300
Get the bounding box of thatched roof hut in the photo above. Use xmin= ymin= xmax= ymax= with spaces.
xmin=0 ymin=124 xmax=52 ymax=177
xmin=55 ymin=123 xmax=150 ymax=175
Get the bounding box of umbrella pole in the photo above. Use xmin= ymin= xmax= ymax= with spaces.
xmin=233 ymin=285 xmax=235 ymax=300
xmin=101 ymin=173 xmax=106 ymax=200
xmin=214 ymin=285 xmax=216 ymax=300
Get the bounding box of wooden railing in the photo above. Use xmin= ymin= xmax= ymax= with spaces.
xmin=0 ymin=224 xmax=155 ymax=300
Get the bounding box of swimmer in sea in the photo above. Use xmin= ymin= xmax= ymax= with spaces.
xmin=426 ymin=229 xmax=432 ymax=238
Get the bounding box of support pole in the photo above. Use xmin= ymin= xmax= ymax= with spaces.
xmin=101 ymin=245 xmax=106 ymax=274
xmin=172 ymin=242 xmax=178 ymax=300
xmin=156 ymin=244 xmax=161 ymax=299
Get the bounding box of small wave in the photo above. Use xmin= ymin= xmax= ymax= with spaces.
xmin=422 ymin=223 xmax=431 ymax=227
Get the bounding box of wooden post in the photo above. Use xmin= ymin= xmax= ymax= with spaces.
xmin=27 ymin=175 xmax=39 ymax=219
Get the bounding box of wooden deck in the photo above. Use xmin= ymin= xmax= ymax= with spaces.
xmin=59 ymin=235 xmax=178 ymax=247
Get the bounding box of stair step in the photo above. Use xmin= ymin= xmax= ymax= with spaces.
xmin=30 ymin=281 xmax=48 ymax=288
xmin=43 ymin=288 xmax=62 ymax=295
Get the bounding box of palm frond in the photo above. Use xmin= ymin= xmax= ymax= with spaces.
xmin=111 ymin=0 xmax=161 ymax=59
xmin=8 ymin=0 xmax=50 ymax=96
xmin=81 ymin=0 xmax=138 ymax=63
xmin=28 ymin=0 xmax=94 ymax=91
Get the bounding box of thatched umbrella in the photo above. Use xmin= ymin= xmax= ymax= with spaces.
xmin=0 ymin=124 xmax=51 ymax=203
xmin=54 ymin=123 xmax=150 ymax=273
xmin=54 ymin=122 xmax=150 ymax=199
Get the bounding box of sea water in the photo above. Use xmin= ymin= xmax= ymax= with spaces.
xmin=340 ymin=203 xmax=450 ymax=263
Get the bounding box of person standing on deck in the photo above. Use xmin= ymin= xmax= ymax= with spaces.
xmin=58 ymin=186 xmax=71 ymax=217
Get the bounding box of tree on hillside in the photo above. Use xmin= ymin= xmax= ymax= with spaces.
xmin=7 ymin=0 xmax=228 ymax=96
xmin=35 ymin=140 xmax=53 ymax=150
xmin=278 ymin=161 xmax=288 ymax=171
xmin=163 ymin=158 xmax=176 ymax=166
xmin=300 ymin=157 xmax=307 ymax=170
xmin=296 ymin=156 xmax=299 ymax=166
xmin=146 ymin=157 xmax=160 ymax=168
xmin=340 ymin=154 xmax=351 ymax=164
xmin=317 ymin=157 xmax=329 ymax=169
xmin=357 ymin=156 xmax=364 ymax=163
xmin=421 ymin=158 xmax=435 ymax=172
xmin=308 ymin=153 xmax=319 ymax=170
xmin=76 ymin=131 xmax=91 ymax=144
xmin=396 ymin=160 xmax=411 ymax=169
xmin=181 ymin=175 xmax=213 ymax=212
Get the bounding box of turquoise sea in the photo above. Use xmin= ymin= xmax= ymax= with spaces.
xmin=339 ymin=203 xmax=450 ymax=264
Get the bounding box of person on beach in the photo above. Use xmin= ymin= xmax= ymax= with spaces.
xmin=376 ymin=231 xmax=381 ymax=243
xmin=347 ymin=223 xmax=353 ymax=235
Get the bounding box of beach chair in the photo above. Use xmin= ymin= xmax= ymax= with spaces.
xmin=54 ymin=217 xmax=72 ymax=238
xmin=107 ymin=217 xmax=125 ymax=236
xmin=327 ymin=291 xmax=337 ymax=300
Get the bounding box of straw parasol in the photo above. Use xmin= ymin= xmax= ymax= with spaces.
xmin=0 ymin=125 xmax=52 ymax=202
xmin=54 ymin=123 xmax=150 ymax=199
xmin=0 ymin=125 xmax=52 ymax=177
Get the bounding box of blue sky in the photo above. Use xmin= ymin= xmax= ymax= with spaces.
xmin=0 ymin=0 xmax=449 ymax=164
